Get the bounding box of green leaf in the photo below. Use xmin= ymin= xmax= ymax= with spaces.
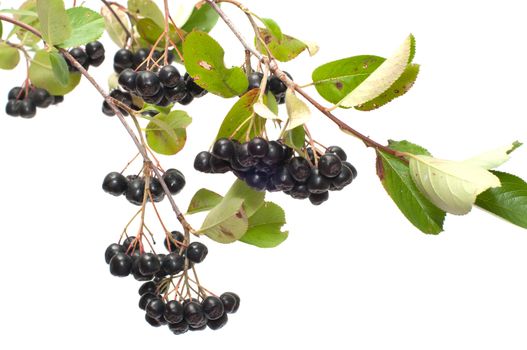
xmin=240 ymin=202 xmax=288 ymax=248
xmin=337 ymin=35 xmax=415 ymax=108
xmin=101 ymin=3 xmax=130 ymax=48
xmin=12 ymin=0 xmax=41 ymax=46
xmin=145 ymin=110 xmax=191 ymax=155
xmin=408 ymin=154 xmax=501 ymax=215
xmin=312 ymin=55 xmax=385 ymax=106
xmin=285 ymin=89 xmax=311 ymax=130
xmin=128 ymin=0 xmax=164 ymax=27
xmin=199 ymin=180 xmax=264 ymax=243
xmin=36 ymin=0 xmax=72 ymax=46
xmin=49 ymin=51 xmax=70 ymax=86
xmin=0 ymin=43 xmax=20 ymax=70
xmin=59 ymin=7 xmax=104 ymax=48
xmin=476 ymin=171 xmax=527 ymax=229
xmin=377 ymin=151 xmax=445 ymax=234
xmin=255 ymin=27 xmax=308 ymax=62
xmin=183 ymin=31 xmax=248 ymax=98
xmin=181 ymin=3 xmax=220 ymax=33
xmin=387 ymin=139 xmax=431 ymax=156
xmin=136 ymin=18 xmax=181 ymax=47
xmin=259 ymin=18 xmax=283 ymax=41
xmin=355 ymin=63 xmax=420 ymax=111
xmin=187 ymin=189 xmax=223 ymax=215
xmin=29 ymin=50 xmax=81 ymax=95
xmin=216 ymin=89 xmax=264 ymax=141
xmin=283 ymin=125 xmax=305 ymax=152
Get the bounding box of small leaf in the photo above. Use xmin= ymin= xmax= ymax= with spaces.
xmin=187 ymin=189 xmax=223 ymax=215
xmin=145 ymin=110 xmax=191 ymax=155
xmin=183 ymin=31 xmax=248 ymax=98
xmin=36 ymin=0 xmax=72 ymax=46
xmin=355 ymin=64 xmax=420 ymax=111
xmin=0 ymin=43 xmax=20 ymax=70
xmin=253 ymin=101 xmax=284 ymax=121
xmin=255 ymin=27 xmax=308 ymax=62
xmin=216 ymin=89 xmax=264 ymax=141
xmin=29 ymin=50 xmax=81 ymax=95
xmin=409 ymin=154 xmax=501 ymax=215
xmin=49 ymin=52 xmax=70 ymax=86
xmin=101 ymin=4 xmax=130 ymax=48
xmin=59 ymin=7 xmax=105 ymax=48
xmin=265 ymin=91 xmax=278 ymax=114
xmin=12 ymin=0 xmax=41 ymax=46
xmin=338 ymin=34 xmax=415 ymax=108
xmin=283 ymin=125 xmax=305 ymax=152
xmin=181 ymin=3 xmax=220 ymax=33
xmin=136 ymin=18 xmax=182 ymax=47
xmin=476 ymin=171 xmax=527 ymax=229
xmin=240 ymin=202 xmax=288 ymax=248
xmin=387 ymin=139 xmax=431 ymax=156
xmin=127 ymin=0 xmax=164 ymax=27
xmin=377 ymin=151 xmax=445 ymax=234
xmin=464 ymin=141 xmax=522 ymax=170
xmin=259 ymin=18 xmax=283 ymax=41
xmin=285 ymin=89 xmax=311 ymax=131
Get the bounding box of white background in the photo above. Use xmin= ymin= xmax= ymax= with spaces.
xmin=0 ymin=0 xmax=526 ymax=349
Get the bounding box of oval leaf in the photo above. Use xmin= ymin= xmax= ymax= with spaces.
xmin=127 ymin=0 xmax=164 ymax=27
xmin=255 ymin=28 xmax=308 ymax=62
xmin=338 ymin=34 xmax=415 ymax=108
xmin=187 ymin=189 xmax=223 ymax=215
xmin=183 ymin=31 xmax=248 ymax=98
xmin=239 ymin=202 xmax=288 ymax=248
xmin=0 ymin=43 xmax=20 ymax=70
xmin=59 ymin=7 xmax=105 ymax=48
xmin=29 ymin=50 xmax=81 ymax=95
xmin=181 ymin=3 xmax=219 ymax=33
xmin=145 ymin=110 xmax=191 ymax=155
xmin=36 ymin=0 xmax=72 ymax=46
xmin=216 ymin=89 xmax=264 ymax=141
xmin=285 ymin=89 xmax=311 ymax=131
xmin=101 ymin=4 xmax=130 ymax=48
xmin=49 ymin=51 xmax=70 ymax=86
xmin=409 ymin=154 xmax=501 ymax=215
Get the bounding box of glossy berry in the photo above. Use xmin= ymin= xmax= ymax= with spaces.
xmin=102 ymin=172 xmax=128 ymax=196
xmin=123 ymin=236 xmax=137 ymax=252
xmin=164 ymin=80 xmax=187 ymax=103
xmin=178 ymin=92 xmax=194 ymax=105
xmin=288 ymin=157 xmax=311 ymax=182
xmin=132 ymin=48 xmax=149 ymax=69
xmin=212 ymin=138 xmax=235 ymax=160
xmin=185 ymin=75 xmax=207 ymax=98
xmin=145 ymin=314 xmax=163 ymax=327
xmin=202 ymin=296 xmax=225 ymax=321
xmin=164 ymin=300 xmax=184 ymax=324
xmin=262 ymin=141 xmax=285 ymax=166
xmin=271 ymin=166 xmax=295 ymax=191
xmin=169 ymin=320 xmax=189 ymax=335
xmin=326 ymin=145 xmax=347 ymax=161
xmin=186 ymin=242 xmax=208 ymax=263
xmin=146 ymin=298 xmax=166 ymax=319
xmin=8 ymin=87 xmax=25 ymax=100
xmin=85 ymin=41 xmax=105 ymax=60
xmin=29 ymin=88 xmax=53 ymax=108
xmin=268 ymin=72 xmax=292 ymax=96
xmin=126 ymin=177 xmax=146 ymax=206
xmin=118 ymin=69 xmax=137 ymax=92
xmin=148 ymin=177 xmax=165 ymax=202
xmin=210 ymin=156 xmax=230 ymax=174
xmin=248 ymin=137 xmax=269 ymax=158
xmin=158 ymin=65 xmax=181 ymax=88
xmin=309 ymin=191 xmax=329 ymax=205
xmin=208 ymin=313 xmax=228 ymax=330
xmin=138 ymin=253 xmax=161 ymax=275
xmin=142 ymin=87 xmax=164 ymax=105
xmin=136 ymin=71 xmax=161 ymax=97
xmin=235 ymin=143 xmax=258 ymax=167
xmin=163 ymin=169 xmax=186 ymax=195
xmin=289 ymin=184 xmax=310 ymax=199
xmin=164 ymin=231 xmax=185 ymax=252
xmin=139 ymin=281 xmax=157 ymax=296
xmin=114 ymin=49 xmax=133 ymax=69
xmin=247 ymin=72 xmax=264 ymax=90
xmin=139 ymin=292 xmax=158 ymax=310
xmin=89 ymin=55 xmax=105 ymax=67
xmin=68 ymin=47 xmax=88 ymax=71
xmin=318 ymin=153 xmax=343 ymax=178
xmin=220 ymin=292 xmax=240 ymax=314
xmin=161 ymin=253 xmax=185 ymax=275
xmin=307 ymin=169 xmax=331 ymax=194
xmin=343 ymin=161 xmax=358 ymax=179
xmin=109 ymin=253 xmax=133 ymax=277
xmin=19 ymin=100 xmax=36 ymax=118
xmin=52 ymin=95 xmax=64 ymax=104
xmin=5 ymin=100 xmax=21 ymax=116
xmin=331 ymin=164 xmax=353 ymax=190
xmin=245 ymin=171 xmax=268 ymax=191
xmin=184 ymin=301 xmax=206 ymax=327
xmin=194 ymin=151 xmax=212 ymax=173
xmin=105 ymin=243 xmax=125 ymax=264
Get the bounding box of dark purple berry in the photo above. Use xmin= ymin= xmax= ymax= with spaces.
xmin=331 ymin=164 xmax=353 ymax=190
xmin=146 ymin=297 xmax=166 ymax=319
xmin=307 ymin=169 xmax=331 ymax=194
xmin=290 ymin=183 xmax=310 ymax=199
xmin=164 ymin=231 xmax=185 ymax=252
xmin=132 ymin=48 xmax=149 ymax=69
xmin=28 ymin=88 xmax=53 ymax=108
xmin=109 ymin=253 xmax=132 ymax=277
xmin=207 ymin=313 xmax=228 ymax=330
xmin=5 ymin=100 xmax=21 ymax=116
xmin=245 ymin=171 xmax=268 ymax=191
xmin=186 ymin=242 xmax=208 ymax=263
xmin=288 ymin=157 xmax=311 ymax=182
xmin=105 ymin=243 xmax=125 ymax=264
xmin=309 ymin=191 xmax=329 ymax=205
xmin=164 ymin=300 xmax=184 ymax=324
xmin=145 ymin=314 xmax=162 ymax=327
xmin=158 ymin=65 xmax=181 ymax=88
xmin=161 ymin=253 xmax=185 ymax=275
xmin=85 ymin=41 xmax=105 ymax=60
xmin=202 ymin=296 xmax=225 ymax=321
xmin=163 ymin=169 xmax=186 ymax=195
xmin=210 ymin=156 xmax=231 ymax=174
xmin=194 ymin=151 xmax=212 ymax=173
xmin=136 ymin=71 xmax=161 ymax=97
xmin=139 ymin=292 xmax=158 ymax=310
xmin=248 ymin=137 xmax=269 ymax=158
xmin=326 ymin=145 xmax=347 ymax=161
xmin=114 ymin=49 xmax=133 ymax=69
xmin=271 ymin=166 xmax=295 ymax=191
xmin=102 ymin=172 xmax=128 ymax=196
xmin=212 ymin=138 xmax=235 ymax=160
xmin=138 ymin=253 xmax=161 ymax=275
xmin=262 ymin=141 xmax=285 ymax=166
xmin=318 ymin=153 xmax=343 ymax=178
xmin=220 ymin=292 xmax=240 ymax=314
xmin=126 ymin=177 xmax=145 ymax=206
xmin=343 ymin=161 xmax=358 ymax=179
xmin=178 ymin=92 xmax=194 ymax=105
xmin=8 ymin=87 xmax=25 ymax=100
xmin=169 ymin=320 xmax=189 ymax=335
xmin=184 ymin=301 xmax=206 ymax=327
xmin=247 ymin=72 xmax=264 ymax=90
xmin=19 ymin=100 xmax=36 ymax=118
xmin=118 ymin=69 xmax=137 ymax=92
xmin=185 ymin=74 xmax=207 ymax=98
xmin=164 ymin=80 xmax=187 ymax=102
xmin=139 ymin=281 xmax=157 ymax=296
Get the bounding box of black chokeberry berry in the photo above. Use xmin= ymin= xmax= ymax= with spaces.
xmin=194 ymin=151 xmax=212 ymax=173
xmin=169 ymin=320 xmax=189 ymax=335
xmin=138 ymin=253 xmax=161 ymax=275
xmin=247 ymin=72 xmax=264 ymax=90
xmin=235 ymin=143 xmax=258 ymax=167
xmin=109 ymin=253 xmax=133 ymax=277
xmin=8 ymin=87 xmax=25 ymax=100
xmin=184 ymin=301 xmax=206 ymax=327
xmin=202 ymin=296 xmax=225 ymax=321
xmin=309 ymin=191 xmax=329 ymax=205
xmin=5 ymin=100 xmax=21 ymax=116
xmin=220 ymin=292 xmax=240 ymax=314
xmin=114 ymin=49 xmax=133 ymax=69
xmin=207 ymin=313 xmax=228 ymax=330
xmin=262 ymin=141 xmax=285 ymax=166
xmin=210 ymin=156 xmax=231 ymax=174
xmin=268 ymin=72 xmax=292 ymax=96
xmin=89 ymin=55 xmax=105 ymax=67
xmin=185 ymin=75 xmax=207 ymax=98
xmin=142 ymin=86 xmax=164 ymax=104
xmin=105 ymin=243 xmax=125 ymax=264
xmin=248 ymin=137 xmax=269 ymax=158
xmin=343 ymin=161 xmax=358 ymax=179
xmin=307 ymin=169 xmax=331 ymax=194
xmin=52 ymin=95 xmax=64 ymax=104
xmin=288 ymin=157 xmax=311 ymax=182
xmin=19 ymin=100 xmax=36 ymax=118
xmin=123 ymin=236 xmax=137 ymax=252
xmin=146 ymin=297 xmax=166 ymax=319
xmin=139 ymin=281 xmax=157 ymax=296
xmin=139 ymin=292 xmax=158 ymax=310
xmin=85 ymin=41 xmax=105 ymax=60
xmin=158 ymin=65 xmax=181 ymax=88
xmin=290 ymin=183 xmax=310 ymax=199
xmin=178 ymin=92 xmax=194 ymax=105
xmin=186 ymin=242 xmax=208 ymax=263
xmin=132 ymin=48 xmax=150 ymax=69
xmin=212 ymin=138 xmax=235 ymax=160
xmin=164 ymin=300 xmax=184 ymax=324
xmin=318 ymin=153 xmax=343 ymax=178
xmin=164 ymin=231 xmax=185 ymax=252
xmin=163 ymin=169 xmax=186 ymax=195
xmin=102 ymin=172 xmax=128 ymax=196
xmin=245 ymin=170 xmax=268 ymax=191
xmin=164 ymin=80 xmax=187 ymax=103
xmin=332 ymin=164 xmax=353 ymax=190
xmin=161 ymin=253 xmax=185 ymax=275
xmin=271 ymin=166 xmax=295 ymax=191
xmin=149 ymin=177 xmax=165 ymax=202
xmin=126 ymin=177 xmax=145 ymax=205
xmin=145 ymin=314 xmax=163 ymax=327
xmin=118 ymin=69 xmax=137 ymax=92
xmin=102 ymin=101 xmax=114 ymax=116
xmin=136 ymin=71 xmax=161 ymax=97
xmin=326 ymin=145 xmax=347 ymax=161
xmin=69 ymin=47 xmax=89 ymax=71
xmin=28 ymin=88 xmax=53 ymax=108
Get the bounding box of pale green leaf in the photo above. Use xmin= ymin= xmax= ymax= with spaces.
xmin=0 ymin=43 xmax=20 ymax=70
xmin=59 ymin=7 xmax=105 ymax=48
xmin=285 ymin=89 xmax=311 ymax=131
xmin=128 ymin=0 xmax=164 ymax=27
xmin=464 ymin=141 xmax=522 ymax=170
xmin=49 ymin=51 xmax=70 ymax=86
xmin=283 ymin=125 xmax=305 ymax=152
xmin=145 ymin=111 xmax=191 ymax=155
xmin=187 ymin=189 xmax=223 ymax=215
xmin=240 ymin=202 xmax=288 ymax=248
xmin=101 ymin=4 xmax=130 ymax=48
xmin=36 ymin=0 xmax=72 ymax=46
xmin=253 ymin=101 xmax=284 ymax=121
xmin=29 ymin=50 xmax=81 ymax=95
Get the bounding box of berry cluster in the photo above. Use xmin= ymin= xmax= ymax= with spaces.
xmin=105 ymin=232 xmax=239 ymax=334
xmin=5 ymin=86 xmax=63 ymax=118
xmin=62 ymin=41 xmax=106 ymax=72
xmin=102 ymin=168 xmax=185 ymax=206
xmin=194 ymin=138 xmax=357 ymax=205
xmin=247 ymin=71 xmax=293 ymax=104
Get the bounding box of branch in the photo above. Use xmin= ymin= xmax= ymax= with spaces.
xmin=0 ymin=14 xmax=195 ymax=234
